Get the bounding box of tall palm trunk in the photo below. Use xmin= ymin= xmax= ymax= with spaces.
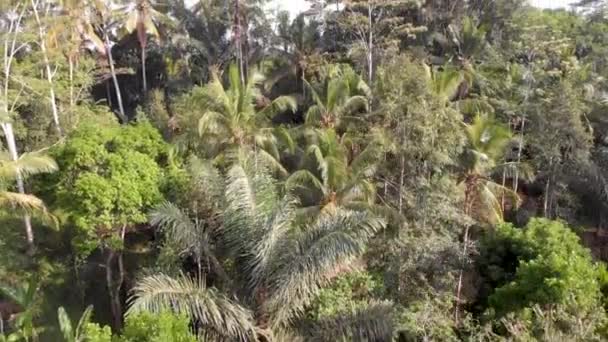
xmin=31 ymin=0 xmax=62 ymax=137
xmin=103 ymin=32 xmax=127 ymax=122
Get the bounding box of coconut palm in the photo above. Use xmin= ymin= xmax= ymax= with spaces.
xmin=121 ymin=0 xmax=174 ymax=92
xmin=304 ymin=66 xmax=370 ymax=130
xmin=195 ymin=63 xmax=297 ymax=173
xmin=285 ymin=128 xmax=383 ymax=216
xmin=461 ymin=114 xmax=516 ymax=221
xmin=129 ymin=162 xmax=384 ymax=340
xmin=454 ymin=113 xmax=517 ymax=322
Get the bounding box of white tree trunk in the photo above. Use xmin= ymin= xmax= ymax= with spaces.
xmin=1 ymin=123 xmax=34 ymax=248
xmin=141 ymin=47 xmax=147 ymax=92
xmin=104 ymin=32 xmax=127 ymax=122
xmin=3 ymin=4 xmax=34 ymax=251
xmin=367 ymin=3 xmax=373 ymax=85
xmin=31 ymin=0 xmax=62 ymax=137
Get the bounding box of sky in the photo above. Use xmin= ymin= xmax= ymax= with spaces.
xmin=270 ymin=0 xmax=579 ymax=17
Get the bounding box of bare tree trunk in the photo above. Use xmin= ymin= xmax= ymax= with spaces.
xmin=2 ymin=6 xmax=34 ymax=253
xmin=513 ymin=118 xmax=525 ymax=193
xmin=454 ymin=224 xmax=470 ymax=323
xmin=367 ymin=3 xmax=373 ymax=86
xmin=455 ymin=185 xmax=473 ymax=323
xmin=543 ymin=159 xmax=553 ymax=218
xmin=105 ymin=250 xmax=122 ymax=330
xmin=141 ymin=47 xmax=147 ymax=92
xmin=234 ymin=0 xmax=245 ymax=85
xmin=31 ymin=0 xmax=62 ymax=137
xmin=501 ymin=167 xmax=507 ymax=212
xmin=2 ymin=123 xmax=34 ymax=250
xmin=398 ymin=156 xmax=405 ymax=214
xmin=69 ymin=56 xmax=74 ymax=107
xmin=103 ymin=32 xmax=127 ymax=122
xmin=106 ymin=225 xmax=126 ymax=330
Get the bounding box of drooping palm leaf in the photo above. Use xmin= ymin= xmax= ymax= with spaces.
xmin=0 ymin=152 xmax=58 ymax=180
xmin=266 ymin=210 xmax=384 ymax=327
xmin=127 ymin=273 xmax=256 ymax=341
xmin=307 ymin=300 xmax=394 ymax=341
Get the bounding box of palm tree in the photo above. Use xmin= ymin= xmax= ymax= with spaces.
xmin=265 ymin=13 xmax=321 ymax=97
xmin=285 ymin=128 xmax=383 ymax=216
xmin=304 ymin=66 xmax=370 ymax=130
xmin=121 ymin=0 xmax=173 ymax=92
xmin=128 ymin=162 xmax=385 ymax=340
xmin=195 ymin=63 xmax=297 ymax=173
xmin=0 ymin=151 xmax=57 ymax=247
xmin=454 ymin=114 xmax=516 ymax=322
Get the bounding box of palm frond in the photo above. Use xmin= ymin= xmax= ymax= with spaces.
xmin=258 ymin=96 xmax=297 ymax=118
xmin=127 ymin=273 xmax=256 ymax=341
xmin=198 ymin=111 xmax=230 ymax=137
xmin=307 ymin=300 xmax=394 ymax=342
xmin=266 ymin=210 xmax=384 ymax=327
xmin=304 ymin=105 xmax=324 ymax=126
xmin=0 ymin=191 xmax=56 ymax=226
xmin=149 ymin=202 xmax=200 ymax=257
xmin=337 ymin=95 xmax=368 ymax=118
xmin=285 ymin=169 xmax=325 ymax=194
xmin=187 ymin=156 xmax=225 ymax=205
xmin=0 ymin=152 xmax=58 ymax=181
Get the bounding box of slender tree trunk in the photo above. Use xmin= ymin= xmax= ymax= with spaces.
xmin=141 ymin=46 xmax=147 ymax=92
xmin=367 ymin=3 xmax=373 ymax=85
xmin=105 ymin=250 xmax=121 ymax=329
xmin=103 ymin=32 xmax=127 ymax=122
xmin=234 ymin=0 xmax=245 ymax=85
xmin=513 ymin=118 xmax=526 ymax=193
xmin=69 ymin=56 xmax=74 ymax=107
xmin=106 ymin=225 xmax=126 ymax=330
xmin=398 ymin=155 xmax=405 ymax=214
xmin=455 ymin=183 xmax=473 ymax=323
xmin=105 ymin=80 xmax=113 ymax=107
xmin=543 ymin=159 xmax=553 ymax=218
xmin=2 ymin=5 xmax=33 ymax=253
xmin=501 ymin=167 xmax=507 ymax=212
xmin=31 ymin=0 xmax=62 ymax=137
xmin=2 ymin=123 xmax=34 ymax=251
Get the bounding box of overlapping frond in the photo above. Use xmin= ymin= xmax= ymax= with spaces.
xmin=150 ymin=202 xmax=201 ymax=256
xmin=307 ymin=300 xmax=394 ymax=342
xmin=258 ymin=96 xmax=297 ymax=118
xmin=266 ymin=210 xmax=385 ymax=327
xmin=127 ymin=273 xmax=256 ymax=341
xmin=285 ymin=169 xmax=325 ymax=194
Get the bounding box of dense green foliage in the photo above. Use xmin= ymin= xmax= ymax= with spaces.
xmin=2 ymin=0 xmax=608 ymax=341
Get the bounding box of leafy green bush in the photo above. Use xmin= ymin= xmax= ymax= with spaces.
xmin=117 ymin=311 xmax=197 ymax=342
xmin=480 ymin=218 xmax=605 ymax=322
